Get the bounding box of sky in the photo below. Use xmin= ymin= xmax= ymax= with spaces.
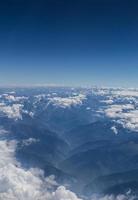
xmin=0 ymin=0 xmax=138 ymax=87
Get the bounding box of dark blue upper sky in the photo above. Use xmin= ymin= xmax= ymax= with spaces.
xmin=0 ymin=0 xmax=138 ymax=87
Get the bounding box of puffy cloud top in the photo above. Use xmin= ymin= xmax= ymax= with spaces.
xmin=0 ymin=103 xmax=23 ymax=120
xmin=47 ymin=94 xmax=86 ymax=108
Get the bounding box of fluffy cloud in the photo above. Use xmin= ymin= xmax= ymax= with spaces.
xmin=104 ymin=104 xmax=134 ymax=118
xmin=99 ymin=95 xmax=138 ymax=132
xmin=117 ymin=110 xmax=138 ymax=131
xmin=102 ymin=104 xmax=138 ymax=132
xmin=92 ymin=88 xmax=138 ymax=132
xmin=0 ymin=103 xmax=23 ymax=120
xmin=1 ymin=94 xmax=28 ymax=102
xmin=50 ymin=186 xmax=82 ymax=200
xmin=48 ymin=94 xmax=86 ymax=108
xmin=111 ymin=89 xmax=138 ymax=97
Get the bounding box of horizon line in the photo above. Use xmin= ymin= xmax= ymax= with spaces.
xmin=0 ymin=84 xmax=137 ymax=90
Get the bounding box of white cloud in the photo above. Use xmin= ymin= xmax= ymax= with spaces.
xmin=111 ymin=89 xmax=138 ymax=97
xmin=22 ymin=110 xmax=34 ymax=118
xmin=0 ymin=140 xmax=17 ymax=168
xmin=48 ymin=94 xmax=86 ymax=108
xmin=93 ymin=88 xmax=138 ymax=132
xmin=111 ymin=126 xmax=118 ymax=135
xmin=104 ymin=104 xmax=134 ymax=118
xmin=0 ymin=103 xmax=23 ymax=120
xmin=101 ymin=99 xmax=114 ymax=104
xmin=1 ymin=94 xmax=28 ymax=102
xmin=50 ymin=186 xmax=82 ymax=200
xmin=116 ymin=110 xmax=138 ymax=131
xmin=99 ymin=96 xmax=138 ymax=132
xmin=103 ymin=104 xmax=138 ymax=132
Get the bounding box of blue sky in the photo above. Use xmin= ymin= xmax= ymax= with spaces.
xmin=0 ymin=0 xmax=138 ymax=87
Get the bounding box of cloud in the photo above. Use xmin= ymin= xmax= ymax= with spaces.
xmin=48 ymin=94 xmax=86 ymax=108
xmin=101 ymin=99 xmax=114 ymax=104
xmin=111 ymin=126 xmax=118 ymax=135
xmin=104 ymin=104 xmax=134 ymax=118
xmin=102 ymin=104 xmax=138 ymax=132
xmin=95 ymin=88 xmax=138 ymax=132
xmin=1 ymin=94 xmax=28 ymax=102
xmin=116 ymin=110 xmax=138 ymax=131
xmin=111 ymin=89 xmax=138 ymax=97
xmin=22 ymin=138 xmax=40 ymax=146
xmin=0 ymin=103 xmax=23 ymax=120
xmin=50 ymin=186 xmax=82 ymax=200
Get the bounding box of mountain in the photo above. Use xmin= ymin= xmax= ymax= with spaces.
xmin=84 ymin=169 xmax=138 ymax=195
xmin=0 ymin=87 xmax=138 ymax=198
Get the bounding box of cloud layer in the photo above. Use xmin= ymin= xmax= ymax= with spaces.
xmin=95 ymin=88 xmax=138 ymax=132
